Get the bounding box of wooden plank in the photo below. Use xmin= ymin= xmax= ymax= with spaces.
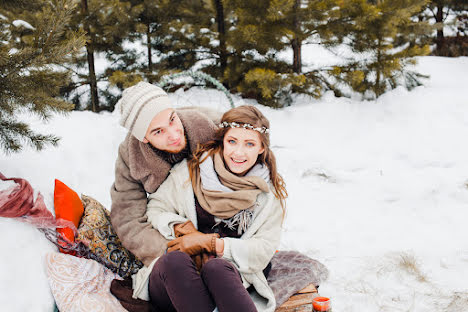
xmin=297 ymin=284 xmax=318 ymax=294
xmin=275 ymin=284 xmax=319 ymax=312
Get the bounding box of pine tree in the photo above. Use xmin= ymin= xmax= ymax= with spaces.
xmin=330 ymin=0 xmax=432 ymax=98
xmin=157 ymin=0 xmax=215 ymax=76
xmin=282 ymin=0 xmax=344 ymax=99
xmin=106 ymin=0 xmax=435 ymax=105
xmin=282 ymin=0 xmax=340 ymax=74
xmin=113 ymin=0 xmax=313 ymax=107
xmin=127 ymin=1 xmax=236 ymax=90
xmin=128 ymin=0 xmax=170 ymax=83
xmin=221 ymin=0 xmax=307 ymax=107
xmin=123 ymin=0 xmax=300 ymax=107
xmin=107 ymin=0 xmax=213 ymax=92
xmin=65 ymin=0 xmax=140 ymax=112
xmin=0 ymin=0 xmax=85 ymax=153
xmin=209 ymin=0 xmax=345 ymax=106
xmin=423 ymin=0 xmax=468 ymax=56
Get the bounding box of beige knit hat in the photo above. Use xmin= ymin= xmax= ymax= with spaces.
xmin=118 ymin=82 xmax=172 ymax=141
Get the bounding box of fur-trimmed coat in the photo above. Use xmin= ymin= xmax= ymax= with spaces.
xmin=132 ymin=160 xmax=283 ymax=312
xmin=110 ymin=109 xmax=217 ymax=267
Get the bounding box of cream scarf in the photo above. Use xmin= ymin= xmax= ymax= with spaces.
xmin=193 ymin=151 xmax=270 ymax=229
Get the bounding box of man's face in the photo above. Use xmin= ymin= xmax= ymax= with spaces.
xmin=143 ymin=108 xmax=186 ymax=153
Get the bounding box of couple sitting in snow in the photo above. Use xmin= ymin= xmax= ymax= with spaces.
xmin=110 ymin=82 xmax=287 ymax=312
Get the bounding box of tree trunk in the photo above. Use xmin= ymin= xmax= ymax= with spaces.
xmin=214 ymin=0 xmax=227 ymax=82
xmin=435 ymin=5 xmax=445 ymax=55
xmin=147 ymin=22 xmax=153 ymax=82
xmin=81 ymin=0 xmax=99 ymax=112
xmin=292 ymin=0 xmax=301 ymax=73
xmin=292 ymin=39 xmax=302 ymax=74
xmin=376 ymin=38 xmax=382 ymax=97
xmin=85 ymin=46 xmax=98 ymax=112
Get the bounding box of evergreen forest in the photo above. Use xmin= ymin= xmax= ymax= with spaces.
xmin=1 ymin=0 xmax=467 ymax=152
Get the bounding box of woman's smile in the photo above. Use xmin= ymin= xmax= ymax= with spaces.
xmin=223 ymin=127 xmax=264 ymax=175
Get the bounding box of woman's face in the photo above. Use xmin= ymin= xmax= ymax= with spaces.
xmin=222 ymin=127 xmax=265 ymax=175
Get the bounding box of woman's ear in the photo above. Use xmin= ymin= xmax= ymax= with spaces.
xmin=260 ymin=148 xmax=267 ymax=163
xmin=143 ymin=137 xmax=149 ymax=144
xmin=259 ymin=142 xmax=265 ymax=155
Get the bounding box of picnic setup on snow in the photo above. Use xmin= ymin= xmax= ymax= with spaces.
xmin=1 ymin=172 xmax=329 ymax=311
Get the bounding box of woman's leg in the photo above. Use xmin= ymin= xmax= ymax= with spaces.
xmin=148 ymin=251 xmax=216 ymax=312
xmin=201 ymin=258 xmax=257 ymax=312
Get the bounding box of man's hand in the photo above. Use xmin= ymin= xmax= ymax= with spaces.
xmin=167 ymin=232 xmax=220 ymax=256
xmin=173 ymin=220 xmax=198 ymax=237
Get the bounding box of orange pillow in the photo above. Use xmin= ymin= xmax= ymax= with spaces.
xmin=54 ymin=179 xmax=84 ymax=255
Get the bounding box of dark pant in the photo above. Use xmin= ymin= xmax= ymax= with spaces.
xmin=148 ymin=251 xmax=257 ymax=312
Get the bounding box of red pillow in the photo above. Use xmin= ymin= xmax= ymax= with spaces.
xmin=54 ymin=179 xmax=84 ymax=255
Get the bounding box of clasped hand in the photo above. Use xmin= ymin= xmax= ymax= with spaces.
xmin=167 ymin=221 xmax=219 ymax=270
xmin=167 ymin=231 xmax=219 ymax=255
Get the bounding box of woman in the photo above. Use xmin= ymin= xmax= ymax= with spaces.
xmin=132 ymin=105 xmax=287 ymax=312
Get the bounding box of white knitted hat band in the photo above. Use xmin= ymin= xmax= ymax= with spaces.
xmin=131 ymin=96 xmax=172 ymax=141
xmin=118 ymin=82 xmax=172 ymax=141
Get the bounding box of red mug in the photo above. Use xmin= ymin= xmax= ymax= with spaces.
xmin=312 ymin=296 xmax=331 ymax=312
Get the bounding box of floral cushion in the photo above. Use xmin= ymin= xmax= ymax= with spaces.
xmin=45 ymin=252 xmax=127 ymax=312
xmin=77 ymin=195 xmax=143 ymax=278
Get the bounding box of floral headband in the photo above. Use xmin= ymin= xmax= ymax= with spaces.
xmin=218 ymin=121 xmax=270 ymax=134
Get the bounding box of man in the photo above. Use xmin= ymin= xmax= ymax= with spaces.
xmin=110 ymin=81 xmax=217 ymax=268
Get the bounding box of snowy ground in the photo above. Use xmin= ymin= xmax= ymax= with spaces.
xmin=1 ymin=55 xmax=468 ymax=311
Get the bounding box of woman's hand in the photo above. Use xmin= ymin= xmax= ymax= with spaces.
xmin=215 ymin=238 xmax=224 ymax=257
xmin=172 ymin=221 xmax=221 ymax=271
xmin=167 ymin=232 xmax=220 ymax=256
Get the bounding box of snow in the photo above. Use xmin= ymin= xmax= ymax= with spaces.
xmin=1 ymin=55 xmax=468 ymax=311
xmin=0 ymin=180 xmax=16 ymax=192
xmin=12 ymin=19 xmax=35 ymax=30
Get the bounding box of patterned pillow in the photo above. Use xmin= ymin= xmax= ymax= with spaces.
xmin=45 ymin=252 xmax=127 ymax=312
xmin=77 ymin=195 xmax=143 ymax=278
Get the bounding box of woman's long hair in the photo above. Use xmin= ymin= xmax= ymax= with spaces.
xmin=188 ymin=105 xmax=288 ymax=209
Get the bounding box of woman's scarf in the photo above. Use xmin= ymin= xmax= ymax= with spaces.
xmin=192 ymin=151 xmax=270 ymax=228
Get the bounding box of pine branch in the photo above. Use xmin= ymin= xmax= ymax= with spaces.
xmin=0 ymin=118 xmax=60 ymax=154
xmin=0 ymin=0 xmax=85 ymax=153
xmin=158 ymin=71 xmax=235 ymax=108
xmin=427 ymin=6 xmax=437 ymax=19
xmin=443 ymin=8 xmax=451 ymax=21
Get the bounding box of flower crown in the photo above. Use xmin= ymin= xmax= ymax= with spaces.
xmin=218 ymin=121 xmax=270 ymax=134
